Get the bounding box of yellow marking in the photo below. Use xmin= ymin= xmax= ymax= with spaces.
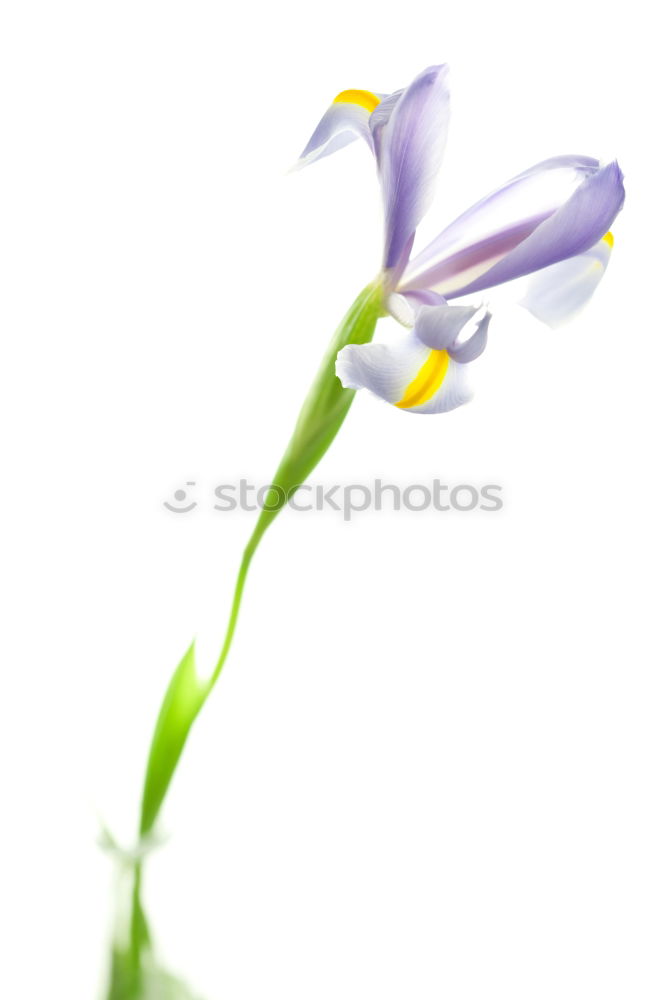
xmin=395 ymin=349 xmax=450 ymax=409
xmin=603 ymin=231 xmax=614 ymax=248
xmin=333 ymin=89 xmax=380 ymax=112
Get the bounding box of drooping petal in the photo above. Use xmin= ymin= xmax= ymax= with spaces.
xmin=400 ymin=156 xmax=624 ymax=296
xmin=521 ymin=232 xmax=614 ymax=328
xmin=294 ymin=89 xmax=382 ymax=169
xmin=412 ymin=301 xmax=480 ymax=349
xmin=448 ymin=311 xmax=491 ymax=362
xmin=336 ymin=330 xmax=472 ymax=415
xmin=386 ymin=294 xmax=491 ymax=361
xmin=380 ymin=64 xmax=451 ymax=277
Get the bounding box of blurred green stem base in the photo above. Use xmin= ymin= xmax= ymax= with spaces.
xmin=104 ymin=279 xmax=383 ymax=999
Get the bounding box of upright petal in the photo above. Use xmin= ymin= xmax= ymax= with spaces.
xmin=521 ymin=232 xmax=614 ymax=327
xmin=336 ymin=330 xmax=472 ymax=415
xmin=400 ymin=156 xmax=622 ymax=295
xmin=294 ymin=89 xmax=382 ymax=169
xmin=380 ymin=65 xmax=451 ymax=278
xmin=368 ymin=89 xmax=403 ymax=162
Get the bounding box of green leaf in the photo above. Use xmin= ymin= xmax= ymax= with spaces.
xmin=106 ymin=950 xmax=204 ymax=1000
xmin=139 ymin=642 xmax=207 ymax=838
xmin=136 ymin=279 xmax=384 ymax=841
xmin=113 ymin=279 xmax=384 ymax=997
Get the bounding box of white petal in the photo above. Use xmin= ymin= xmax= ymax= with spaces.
xmin=386 ymin=292 xmax=417 ymax=327
xmin=294 ymin=98 xmax=377 ymax=170
xmin=521 ymin=233 xmax=613 ymax=328
xmin=407 ymin=356 xmax=472 ymax=414
xmin=336 ymin=335 xmax=426 ymax=403
xmin=336 ymin=331 xmax=472 ymax=415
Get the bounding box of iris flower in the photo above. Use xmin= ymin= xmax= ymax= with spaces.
xmin=107 ymin=63 xmax=625 ymax=1000
xmin=297 ymin=65 xmax=625 ymax=414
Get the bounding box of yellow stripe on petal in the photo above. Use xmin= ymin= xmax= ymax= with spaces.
xmin=603 ymin=231 xmax=614 ymax=248
xmin=395 ymin=349 xmax=450 ymax=409
xmin=333 ymin=89 xmax=380 ymax=113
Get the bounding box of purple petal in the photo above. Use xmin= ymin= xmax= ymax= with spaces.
xmin=413 ymin=302 xmax=479 ymax=350
xmin=448 ymin=312 xmax=491 ymax=363
xmin=380 ymin=65 xmax=451 ymax=277
xmin=369 ymin=90 xmax=404 ymax=161
xmin=400 ymin=156 xmax=605 ymax=294
xmin=446 ymin=161 xmax=625 ymax=298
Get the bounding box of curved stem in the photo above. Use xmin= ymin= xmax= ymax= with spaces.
xmin=118 ymin=280 xmax=384 ymax=987
xmin=208 ymin=518 xmax=266 ymax=691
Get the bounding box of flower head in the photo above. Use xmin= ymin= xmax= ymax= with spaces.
xmin=296 ymin=65 xmax=625 ymax=414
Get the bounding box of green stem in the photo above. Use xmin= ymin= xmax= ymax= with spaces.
xmin=208 ymin=520 xmax=262 ymax=691
xmin=206 ymin=278 xmax=386 ymax=693
xmin=120 ymin=279 xmax=384 ymax=981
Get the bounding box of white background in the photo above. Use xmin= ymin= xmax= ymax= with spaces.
xmin=1 ymin=1 xmax=664 ymax=997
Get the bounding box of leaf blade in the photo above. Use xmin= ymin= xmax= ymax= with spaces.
xmin=139 ymin=642 xmax=207 ymax=838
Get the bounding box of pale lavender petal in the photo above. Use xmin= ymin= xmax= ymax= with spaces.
xmin=336 ymin=333 xmax=472 ymax=415
xmin=448 ymin=312 xmax=491 ymax=363
xmin=336 ymin=334 xmax=428 ymax=404
xmin=446 ymin=161 xmax=624 ymax=298
xmin=413 ymin=302 xmax=479 ymax=350
xmin=403 ymin=289 xmax=446 ymax=307
xmin=369 ymin=89 xmax=403 ymax=162
xmin=294 ymin=102 xmax=373 ymax=170
xmin=400 ymin=156 xmax=603 ymax=294
xmin=380 ymin=64 xmax=451 ymax=276
xmin=521 ymin=234 xmax=613 ymax=328
xmin=387 ymin=288 xmax=445 ymax=326
xmin=386 ymin=292 xmax=418 ymax=327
